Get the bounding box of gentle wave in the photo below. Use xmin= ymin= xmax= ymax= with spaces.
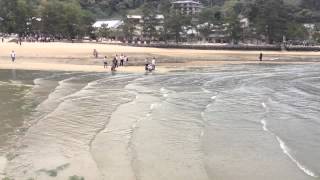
xmin=0 ymin=80 xmax=33 ymax=87
xmin=201 ymin=112 xmax=205 ymax=119
xmin=260 ymin=117 xmax=318 ymax=178
xmin=160 ymin=87 xmax=171 ymax=98
xmin=150 ymin=103 xmax=159 ymax=110
xmin=260 ymin=119 xmax=268 ymax=132
xmin=0 ymin=156 xmax=7 ymax=177
xmin=201 ymin=87 xmax=211 ymax=93
xmin=276 ymin=137 xmax=318 ymax=178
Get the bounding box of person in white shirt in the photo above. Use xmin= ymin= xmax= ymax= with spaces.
xmin=151 ymin=57 xmax=156 ymax=70
xmin=120 ymin=54 xmax=124 ymax=66
xmin=11 ymin=51 xmax=16 ymax=62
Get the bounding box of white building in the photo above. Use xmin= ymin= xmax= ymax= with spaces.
xmin=171 ymin=0 xmax=203 ymax=15
xmin=93 ymin=20 xmax=123 ymax=29
xmin=126 ymin=15 xmax=164 ymax=36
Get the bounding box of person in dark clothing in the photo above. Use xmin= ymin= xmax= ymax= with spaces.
xmin=125 ymin=56 xmax=129 ymax=65
xmin=120 ymin=59 xmax=124 ymax=66
xmin=144 ymin=58 xmax=149 ymax=71
xmin=111 ymin=57 xmax=117 ymax=71
xmin=120 ymin=54 xmax=124 ymax=66
xmin=259 ymin=52 xmax=263 ymax=61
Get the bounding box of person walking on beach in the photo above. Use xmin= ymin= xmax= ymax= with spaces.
xmin=145 ymin=58 xmax=149 ymax=71
xmin=125 ymin=55 xmax=129 ymax=65
xmin=120 ymin=54 xmax=124 ymax=66
xmin=93 ymin=49 xmax=98 ymax=58
xmin=11 ymin=51 xmax=16 ymax=62
xmin=103 ymin=56 xmax=108 ymax=68
xmin=1 ymin=37 xmax=4 ymax=43
xmin=115 ymin=54 xmax=119 ymax=67
xmin=111 ymin=57 xmax=117 ymax=71
xmin=151 ymin=57 xmax=156 ymax=70
xmin=259 ymin=52 xmax=263 ymax=61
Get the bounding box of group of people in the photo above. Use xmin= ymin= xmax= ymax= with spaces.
xmin=93 ymin=49 xmax=158 ymax=72
xmin=108 ymin=54 xmax=129 ymax=71
xmin=145 ymin=57 xmax=156 ymax=72
xmin=93 ymin=49 xmax=129 ymax=71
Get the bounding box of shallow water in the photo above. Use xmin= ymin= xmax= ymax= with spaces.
xmin=0 ymin=64 xmax=319 ymax=180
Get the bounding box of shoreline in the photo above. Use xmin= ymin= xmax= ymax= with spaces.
xmin=1 ymin=60 xmax=320 ymax=74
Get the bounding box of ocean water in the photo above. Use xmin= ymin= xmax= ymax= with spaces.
xmin=0 ymin=64 xmax=319 ymax=180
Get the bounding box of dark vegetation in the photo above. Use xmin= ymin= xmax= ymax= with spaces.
xmin=0 ymin=0 xmax=319 ymax=43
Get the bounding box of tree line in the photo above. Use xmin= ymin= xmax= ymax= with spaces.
xmin=0 ymin=0 xmax=94 ymax=39
xmin=0 ymin=0 xmax=320 ymax=44
xmin=119 ymin=0 xmax=320 ymax=44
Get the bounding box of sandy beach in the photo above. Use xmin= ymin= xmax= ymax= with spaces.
xmin=1 ymin=42 xmax=320 ymax=73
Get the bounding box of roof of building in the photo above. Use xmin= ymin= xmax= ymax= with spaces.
xmin=127 ymin=15 xmax=142 ymax=19
xmin=172 ymin=0 xmax=202 ymax=5
xmin=127 ymin=15 xmax=164 ymax=19
xmin=93 ymin=20 xmax=123 ymax=28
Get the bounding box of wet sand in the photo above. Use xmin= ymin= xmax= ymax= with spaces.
xmin=0 ymin=51 xmax=319 ymax=179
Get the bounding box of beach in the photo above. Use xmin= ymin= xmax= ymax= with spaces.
xmin=0 ymin=42 xmax=320 ymax=180
xmin=1 ymin=42 xmax=320 ymax=73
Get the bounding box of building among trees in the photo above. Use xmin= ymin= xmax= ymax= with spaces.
xmin=171 ymin=0 xmax=203 ymax=15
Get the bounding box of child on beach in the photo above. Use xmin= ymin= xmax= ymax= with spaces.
xmin=11 ymin=51 xmax=16 ymax=62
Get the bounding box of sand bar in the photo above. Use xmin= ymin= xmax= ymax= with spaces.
xmin=0 ymin=42 xmax=320 ymax=73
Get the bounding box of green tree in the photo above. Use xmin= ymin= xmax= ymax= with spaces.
xmin=159 ymin=0 xmax=171 ymax=43
xmin=313 ymin=32 xmax=320 ymax=43
xmin=41 ymin=0 xmax=93 ymax=39
xmin=141 ymin=1 xmax=158 ymax=41
xmin=248 ymin=0 xmax=291 ymax=44
xmin=97 ymin=24 xmax=111 ymax=39
xmin=0 ymin=0 xmax=34 ymax=35
xmin=222 ymin=0 xmax=244 ymax=44
xmin=122 ymin=16 xmax=136 ymax=41
xmin=286 ymin=22 xmax=308 ymax=40
xmin=166 ymin=13 xmax=192 ymax=43
xmin=198 ymin=7 xmax=223 ymax=41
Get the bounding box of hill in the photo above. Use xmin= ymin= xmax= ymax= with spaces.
xmin=77 ymin=0 xmax=318 ymax=19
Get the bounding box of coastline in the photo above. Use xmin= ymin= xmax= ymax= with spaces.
xmin=0 ymin=42 xmax=320 ymax=73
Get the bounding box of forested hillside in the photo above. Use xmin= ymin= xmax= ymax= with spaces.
xmin=0 ymin=0 xmax=319 ymax=43
xmin=78 ymin=0 xmax=319 ymax=19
